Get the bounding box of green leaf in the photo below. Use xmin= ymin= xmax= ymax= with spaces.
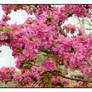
xmin=35 ymin=52 xmax=47 ymax=66
xmin=3 ymin=27 xmax=12 ymax=33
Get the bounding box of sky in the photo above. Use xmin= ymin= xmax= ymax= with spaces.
xmin=0 ymin=5 xmax=91 ymax=68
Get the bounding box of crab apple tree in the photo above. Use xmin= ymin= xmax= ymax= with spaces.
xmin=0 ymin=5 xmax=92 ymax=87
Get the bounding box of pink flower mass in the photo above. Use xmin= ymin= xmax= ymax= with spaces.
xmin=0 ymin=5 xmax=92 ymax=88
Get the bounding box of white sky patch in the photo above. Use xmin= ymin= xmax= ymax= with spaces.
xmin=7 ymin=10 xmax=32 ymax=25
xmin=0 ymin=5 xmax=4 ymax=20
xmin=0 ymin=46 xmax=16 ymax=68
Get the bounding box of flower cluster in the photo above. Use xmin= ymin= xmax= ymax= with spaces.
xmin=0 ymin=67 xmax=15 ymax=84
xmin=41 ymin=60 xmax=57 ymax=71
xmin=0 ymin=5 xmax=92 ymax=88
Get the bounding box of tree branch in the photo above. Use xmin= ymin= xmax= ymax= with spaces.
xmin=39 ymin=46 xmax=92 ymax=83
xmin=40 ymin=46 xmax=53 ymax=54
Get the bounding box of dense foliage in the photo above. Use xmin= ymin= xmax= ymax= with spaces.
xmin=0 ymin=5 xmax=92 ymax=87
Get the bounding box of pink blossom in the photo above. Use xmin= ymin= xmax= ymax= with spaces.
xmin=62 ymin=79 xmax=69 ymax=85
xmin=41 ymin=60 xmax=57 ymax=71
